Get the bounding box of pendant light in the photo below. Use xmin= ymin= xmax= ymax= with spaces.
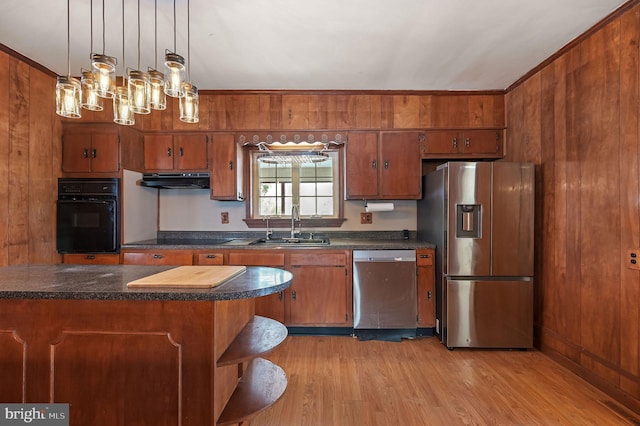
xmin=80 ymin=0 xmax=103 ymax=111
xmin=148 ymin=0 xmax=166 ymax=110
xmin=91 ymin=0 xmax=117 ymax=98
xmin=113 ymin=0 xmax=134 ymax=125
xmin=128 ymin=0 xmax=151 ymax=114
xmin=164 ymin=0 xmax=186 ymax=98
xmin=179 ymin=0 xmax=198 ymax=123
xmin=56 ymin=0 xmax=81 ymax=119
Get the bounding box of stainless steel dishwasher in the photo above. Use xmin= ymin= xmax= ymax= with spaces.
xmin=353 ymin=250 xmax=417 ymax=336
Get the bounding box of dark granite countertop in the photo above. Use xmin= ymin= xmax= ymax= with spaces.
xmin=123 ymin=231 xmax=435 ymax=250
xmin=0 ymin=264 xmax=292 ymax=302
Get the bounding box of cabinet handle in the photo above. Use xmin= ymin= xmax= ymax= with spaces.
xmin=419 ymin=254 xmax=431 ymax=259
xmin=206 ymin=254 xmax=217 ymax=259
xmin=167 ymin=147 xmax=172 ymax=157
xmin=92 ymin=148 xmax=97 ymax=158
xmin=83 ymin=149 xmax=89 ymax=158
xmin=292 ymin=290 xmax=297 ymax=300
xmin=179 ymin=147 xmax=184 ymax=157
xmin=152 ymin=254 xmax=164 ymax=259
xmin=384 ymin=160 xmax=389 ymax=169
xmin=229 ymin=161 xmax=233 ymax=170
xmin=465 ymin=138 xmax=470 ymax=148
xmin=372 ymin=160 xmax=377 ymax=169
xmin=452 ymin=138 xmax=457 ymax=148
xmin=278 ymin=291 xmax=283 ymax=301
xmin=85 ymin=255 xmax=96 ymax=260
xmin=427 ymin=290 xmax=432 ymax=300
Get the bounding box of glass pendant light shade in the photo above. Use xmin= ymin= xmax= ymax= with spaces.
xmin=148 ymin=69 xmax=167 ymax=110
xmin=164 ymin=51 xmax=186 ymax=97
xmin=113 ymin=86 xmax=135 ymax=125
xmin=56 ymin=76 xmax=82 ymax=118
xmin=80 ymin=70 xmax=103 ymax=111
xmin=91 ymin=53 xmax=117 ymax=98
xmin=179 ymin=82 xmax=199 ymax=123
xmin=128 ymin=69 xmax=151 ymax=114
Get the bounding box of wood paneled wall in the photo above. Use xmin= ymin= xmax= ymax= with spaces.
xmin=505 ymin=4 xmax=640 ymax=412
xmin=75 ymin=91 xmax=505 ymax=132
xmin=0 ymin=50 xmax=61 ymax=266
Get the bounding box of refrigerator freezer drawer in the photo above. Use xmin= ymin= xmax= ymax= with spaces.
xmin=445 ymin=278 xmax=533 ymax=349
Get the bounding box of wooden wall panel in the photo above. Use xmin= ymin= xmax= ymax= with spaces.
xmin=0 ymin=50 xmax=60 ymax=266
xmin=28 ymin=69 xmax=57 ymax=263
xmin=0 ymin=51 xmax=9 ymax=267
xmin=505 ymin=3 xmax=640 ymax=413
xmin=8 ymin=58 xmax=29 ymax=265
xmin=578 ymin=20 xmax=621 ymax=377
xmin=618 ymin=6 xmax=640 ymax=399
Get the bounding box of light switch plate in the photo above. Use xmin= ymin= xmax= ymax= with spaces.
xmin=221 ymin=212 xmax=229 ymax=224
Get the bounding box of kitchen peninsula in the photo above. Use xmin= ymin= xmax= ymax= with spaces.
xmin=0 ymin=264 xmax=293 ymax=425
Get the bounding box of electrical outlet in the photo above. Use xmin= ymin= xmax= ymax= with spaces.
xmin=221 ymin=212 xmax=229 ymax=224
xmin=627 ymin=249 xmax=640 ymax=270
xmin=360 ymin=212 xmax=372 ymax=224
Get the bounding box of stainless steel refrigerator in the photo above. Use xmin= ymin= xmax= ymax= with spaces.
xmin=417 ymin=161 xmax=534 ymax=349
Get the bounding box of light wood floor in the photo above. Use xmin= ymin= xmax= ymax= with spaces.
xmin=252 ymin=335 xmax=640 ymax=426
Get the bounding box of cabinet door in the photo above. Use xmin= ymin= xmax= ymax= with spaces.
xmin=420 ymin=130 xmax=460 ymax=156
xmin=122 ymin=250 xmax=194 ymax=265
xmin=345 ymin=132 xmax=379 ymax=199
xmin=174 ymin=135 xmax=208 ymax=170
xmin=417 ymin=249 xmax=435 ymax=327
xmin=144 ymin=135 xmax=174 ymax=170
xmin=90 ymin=133 xmax=120 ymax=172
xmin=211 ymin=133 xmax=240 ymax=200
xmin=379 ymin=132 xmax=422 ymax=199
xmin=62 ymin=133 xmax=92 ymax=172
xmin=460 ymin=130 xmax=503 ymax=155
xmin=288 ymin=266 xmax=349 ymax=326
xmin=194 ymin=252 xmax=224 ymax=265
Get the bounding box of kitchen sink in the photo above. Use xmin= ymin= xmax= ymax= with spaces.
xmin=249 ymin=237 xmax=330 ymax=246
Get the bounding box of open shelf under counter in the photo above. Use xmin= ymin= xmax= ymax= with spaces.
xmin=217 ymin=315 xmax=288 ymax=367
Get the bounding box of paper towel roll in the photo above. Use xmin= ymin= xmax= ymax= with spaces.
xmin=365 ymin=203 xmax=394 ymax=212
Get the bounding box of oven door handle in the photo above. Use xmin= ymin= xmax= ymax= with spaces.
xmin=57 ymin=199 xmax=115 ymax=204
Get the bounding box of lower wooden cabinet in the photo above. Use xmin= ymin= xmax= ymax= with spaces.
xmin=122 ymin=250 xmax=194 ymax=265
xmin=286 ymin=251 xmax=351 ymax=326
xmin=416 ymin=248 xmax=436 ymax=327
xmin=194 ymin=251 xmax=224 ymax=265
xmin=62 ymin=253 xmax=120 ymax=265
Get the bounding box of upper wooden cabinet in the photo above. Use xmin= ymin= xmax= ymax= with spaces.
xmin=345 ymin=131 xmax=422 ymax=200
xmin=420 ymin=129 xmax=504 ymax=159
xmin=210 ymin=133 xmax=244 ymax=201
xmin=62 ymin=128 xmax=120 ymax=173
xmin=143 ymin=134 xmax=209 ymax=171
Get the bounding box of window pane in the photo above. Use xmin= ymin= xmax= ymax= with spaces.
xmin=299 ymin=197 xmax=316 ymax=216
xmin=300 ymin=182 xmax=317 ymax=197
xmin=316 ymin=182 xmax=333 ymax=196
xmin=316 ymin=197 xmax=334 ymax=215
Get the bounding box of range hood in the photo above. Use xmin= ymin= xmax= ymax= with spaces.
xmin=138 ymin=173 xmax=210 ymax=189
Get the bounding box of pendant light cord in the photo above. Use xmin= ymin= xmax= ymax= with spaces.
xmin=154 ymin=0 xmax=157 ymax=69
xmin=137 ymin=0 xmax=141 ymax=69
xmin=173 ymin=0 xmax=177 ymax=53
xmin=101 ymin=0 xmax=105 ymax=54
xmin=90 ymin=0 xmax=93 ymax=55
xmin=66 ymin=0 xmax=71 ymax=76
xmin=187 ymin=0 xmax=190 ymax=81
xmin=122 ymin=0 xmax=125 ymax=83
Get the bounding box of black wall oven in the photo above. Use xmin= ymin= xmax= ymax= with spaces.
xmin=56 ymin=178 xmax=120 ymax=254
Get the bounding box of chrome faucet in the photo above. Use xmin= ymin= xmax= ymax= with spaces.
xmin=263 ymin=216 xmax=272 ymax=240
xmin=291 ymin=204 xmax=300 ymax=238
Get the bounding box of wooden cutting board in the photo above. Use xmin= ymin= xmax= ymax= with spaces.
xmin=126 ymin=265 xmax=247 ymax=288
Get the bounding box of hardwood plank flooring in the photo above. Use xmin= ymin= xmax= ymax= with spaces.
xmin=253 ymin=336 xmax=640 ymax=426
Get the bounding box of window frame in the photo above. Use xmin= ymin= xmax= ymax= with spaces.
xmin=243 ymin=145 xmax=345 ymax=229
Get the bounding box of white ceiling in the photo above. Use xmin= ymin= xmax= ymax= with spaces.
xmin=0 ymin=0 xmax=628 ymax=91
